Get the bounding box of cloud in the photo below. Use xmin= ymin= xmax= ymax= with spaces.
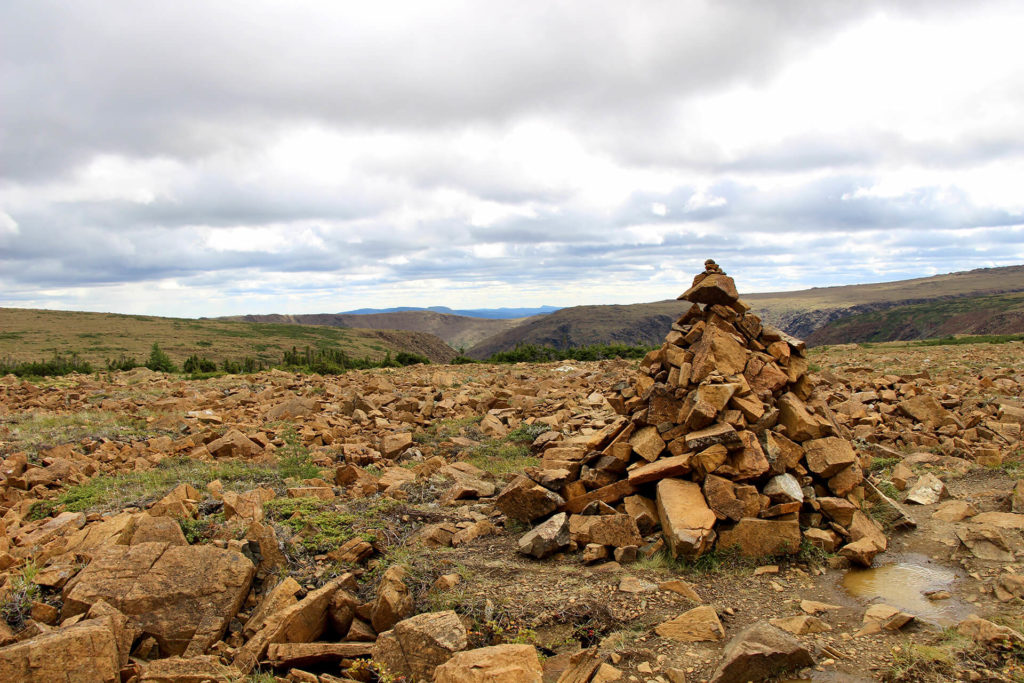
xmin=1 ymin=0 xmax=1023 ymax=316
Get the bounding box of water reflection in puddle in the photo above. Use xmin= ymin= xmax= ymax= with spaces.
xmin=841 ymin=554 xmax=971 ymax=626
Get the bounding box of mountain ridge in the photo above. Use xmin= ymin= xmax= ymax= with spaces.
xmin=466 ymin=264 xmax=1024 ymax=356
xmin=339 ymin=305 xmax=561 ymax=319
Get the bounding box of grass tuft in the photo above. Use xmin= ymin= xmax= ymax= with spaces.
xmin=464 ymin=441 xmax=539 ymax=476
xmin=0 ymin=563 xmax=41 ymax=630
xmin=58 ymin=458 xmax=284 ymax=513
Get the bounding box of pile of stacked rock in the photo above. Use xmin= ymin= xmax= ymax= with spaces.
xmin=504 ymin=260 xmax=890 ymax=567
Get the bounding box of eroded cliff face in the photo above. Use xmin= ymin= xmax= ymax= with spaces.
xmin=759 ymin=302 xmax=901 ymax=341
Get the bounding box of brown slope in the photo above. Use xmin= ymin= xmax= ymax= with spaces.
xmin=466 ymin=302 xmax=684 ymax=359
xmin=805 ymin=291 xmax=1024 ymax=346
xmin=224 ymin=311 xmax=530 ymax=350
xmin=743 ymin=264 xmax=1024 ymax=339
xmin=467 ymin=264 xmax=1024 ymax=356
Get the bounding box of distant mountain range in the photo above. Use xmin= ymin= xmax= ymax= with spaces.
xmin=338 ymin=305 xmax=561 ymax=319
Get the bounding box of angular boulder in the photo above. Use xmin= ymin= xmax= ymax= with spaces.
xmin=372 ymin=565 xmax=414 ymax=633
xmin=655 ymin=605 xmax=725 ymax=642
xmin=905 ymin=473 xmax=948 ymax=505
xmin=495 ymin=476 xmax=565 ymax=523
xmin=802 ymin=437 xmax=857 ymax=479
xmin=717 ymin=518 xmax=801 ymax=558
xmin=568 ymin=514 xmax=642 ymax=548
xmin=62 ymin=542 xmax=254 ymax=657
xmin=233 ymin=576 xmax=348 ymax=673
xmin=433 ymin=643 xmax=543 ymax=683
xmin=656 ymin=479 xmax=716 ymax=559
xmin=517 ymin=512 xmax=570 ymax=559
xmin=371 ymin=610 xmax=468 ymax=681
xmin=897 ymin=394 xmax=951 ymax=428
xmin=711 ymin=621 xmax=814 ymax=683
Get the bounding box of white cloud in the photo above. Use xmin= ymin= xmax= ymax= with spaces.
xmin=1 ymin=0 xmax=1023 ymax=316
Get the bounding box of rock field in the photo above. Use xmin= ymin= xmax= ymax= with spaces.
xmin=0 ymin=278 xmax=1023 ymax=681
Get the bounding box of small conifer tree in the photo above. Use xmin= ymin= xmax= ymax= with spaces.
xmin=145 ymin=343 xmax=177 ymax=373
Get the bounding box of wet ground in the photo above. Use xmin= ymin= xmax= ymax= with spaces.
xmin=841 ymin=553 xmax=971 ymax=627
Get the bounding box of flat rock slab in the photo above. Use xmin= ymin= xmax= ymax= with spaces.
xmin=0 ymin=614 xmax=124 ymax=682
xmin=434 ymin=643 xmax=543 ymax=683
xmin=655 ymin=605 xmax=725 ymax=642
xmin=63 ymin=542 xmax=255 ymax=657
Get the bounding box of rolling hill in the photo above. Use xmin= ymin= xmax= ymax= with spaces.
xmin=466 ymin=264 xmax=1024 ymax=356
xmin=222 ymin=310 xmax=533 ymax=350
xmin=465 ymin=302 xmax=683 ymax=359
xmin=741 ymin=264 xmax=1024 ymax=339
xmin=0 ymin=308 xmax=457 ymax=367
xmin=805 ymin=291 xmax=1024 ymax=345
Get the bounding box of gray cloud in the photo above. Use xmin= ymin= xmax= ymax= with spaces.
xmin=2 ymin=0 xmax=1023 ymax=315
xmin=1 ymin=0 xmax=956 ymax=180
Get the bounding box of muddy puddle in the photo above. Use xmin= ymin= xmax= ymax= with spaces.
xmin=781 ymin=674 xmax=874 ymax=683
xmin=841 ymin=553 xmax=972 ymax=626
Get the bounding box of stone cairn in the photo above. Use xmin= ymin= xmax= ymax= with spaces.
xmin=504 ymin=259 xmax=890 ymax=567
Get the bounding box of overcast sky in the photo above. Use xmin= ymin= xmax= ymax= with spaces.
xmin=2 ymin=1 xmax=1023 ymax=317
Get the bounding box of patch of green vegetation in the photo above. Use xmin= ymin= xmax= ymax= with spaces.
xmin=599 ymin=622 xmax=649 ymax=652
xmin=345 ymin=660 xmax=398 ymax=683
xmin=884 ymin=628 xmax=980 ymax=682
xmin=988 ymin=449 xmax=1024 ymax=477
xmin=245 ymin=672 xmax=278 ymax=683
xmin=487 ymin=343 xmax=655 ymax=364
xmin=0 ymin=351 xmax=93 ymax=377
xmin=280 ymin=345 xmax=429 ymax=374
xmin=276 ymin=428 xmax=322 ymax=480
xmin=0 ymin=563 xmax=40 ymax=629
xmin=861 ymin=498 xmax=903 ymax=534
xmin=264 ymin=496 xmax=402 ymax=555
xmin=505 ymin=422 xmax=551 ymax=442
xmin=464 ymin=441 xmax=539 ymax=476
xmin=58 ymin=458 xmax=283 ymax=513
xmin=503 ymin=518 xmax=530 ymax=534
xmin=26 ymin=500 xmax=56 ymax=522
xmin=177 ymin=515 xmax=220 ymax=544
xmin=183 ymin=354 xmax=218 ymax=374
xmin=869 ymin=457 xmax=901 ymax=472
xmin=796 ymin=538 xmax=835 ymax=567
xmin=876 ymin=479 xmax=902 ymax=500
xmin=635 ymin=546 xmax=756 ymax=576
xmin=815 ymin=292 xmax=1024 ymax=346
xmin=413 ymin=416 xmax=485 ymax=449
xmin=0 ymin=331 xmax=24 ymax=341
xmin=912 ymin=333 xmax=1024 ymax=347
xmin=106 ymin=354 xmax=141 ymax=371
xmin=421 ymin=579 xmax=538 ymax=648
xmin=8 ymin=410 xmax=157 ymax=458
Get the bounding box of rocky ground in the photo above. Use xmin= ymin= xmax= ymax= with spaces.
xmin=0 ymin=338 xmax=1021 ymax=682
